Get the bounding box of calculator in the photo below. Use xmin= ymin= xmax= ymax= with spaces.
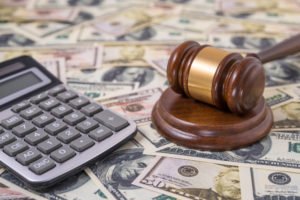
xmin=0 ymin=56 xmax=136 ymax=188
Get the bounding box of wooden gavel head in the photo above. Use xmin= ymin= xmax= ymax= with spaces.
xmin=167 ymin=41 xmax=265 ymax=115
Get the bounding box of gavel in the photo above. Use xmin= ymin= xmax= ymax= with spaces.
xmin=167 ymin=34 xmax=300 ymax=114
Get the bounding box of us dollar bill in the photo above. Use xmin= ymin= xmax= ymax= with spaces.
xmin=263 ymin=88 xmax=294 ymax=107
xmin=272 ymin=101 xmax=300 ymax=129
xmin=146 ymin=131 xmax=300 ymax=172
xmin=40 ymin=57 xmax=67 ymax=83
xmin=0 ymin=44 xmax=103 ymax=70
xmin=86 ymin=139 xmax=176 ymax=200
xmin=0 ymin=170 xmax=106 ymax=200
xmin=133 ymin=156 xmax=243 ymax=200
xmin=0 ymin=177 xmax=45 ymax=200
xmin=134 ymin=156 xmax=300 ymax=200
xmin=278 ymin=84 xmax=300 ymax=99
xmin=136 ymin=123 xmax=172 ymax=151
xmin=67 ymin=81 xmax=137 ymax=99
xmin=241 ymin=167 xmax=300 ymax=199
xmin=263 ymin=59 xmax=300 ymax=87
xmin=97 ymin=88 xmax=163 ymax=124
xmin=67 ymin=65 xmax=167 ymax=89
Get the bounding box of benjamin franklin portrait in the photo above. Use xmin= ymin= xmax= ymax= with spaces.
xmin=264 ymin=61 xmax=300 ymax=87
xmin=225 ymin=135 xmax=272 ymax=161
xmin=94 ymin=148 xmax=153 ymax=190
xmin=101 ymin=66 xmax=155 ymax=87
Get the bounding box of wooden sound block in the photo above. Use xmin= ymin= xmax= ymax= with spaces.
xmin=152 ymin=88 xmax=273 ymax=151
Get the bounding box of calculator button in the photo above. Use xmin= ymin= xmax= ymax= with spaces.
xmin=70 ymin=136 xmax=95 ymax=152
xmin=81 ymin=103 xmax=102 ymax=116
xmin=12 ymin=122 xmax=36 ymax=137
xmin=76 ymin=119 xmax=99 ymax=133
xmin=25 ymin=130 xmax=49 ymax=146
xmin=1 ymin=115 xmax=24 ymax=129
xmin=94 ymin=110 xmax=129 ymax=131
xmin=0 ymin=132 xmax=16 ymax=148
xmin=69 ymin=97 xmax=89 ymax=109
xmin=88 ymin=126 xmax=113 ymax=142
xmin=50 ymin=146 xmax=76 ymax=163
xmin=11 ymin=101 xmax=30 ymax=113
xmin=32 ymin=113 xmax=55 ymax=128
xmin=45 ymin=121 xmax=67 ymax=135
xmin=37 ymin=138 xmax=62 ymax=154
xmin=63 ymin=111 xmax=85 ymax=126
xmin=51 ymin=105 xmax=73 ymax=118
xmin=3 ymin=141 xmax=29 ymax=157
xmin=30 ymin=93 xmax=48 ymax=104
xmin=20 ymin=106 xmax=43 ymax=120
xmin=48 ymin=85 xmax=66 ymax=96
xmin=39 ymin=98 xmax=60 ymax=111
xmin=16 ymin=149 xmax=42 ymax=166
xmin=57 ymin=128 xmax=81 ymax=143
xmin=29 ymin=157 xmax=56 ymax=175
xmin=57 ymin=91 xmax=78 ymax=102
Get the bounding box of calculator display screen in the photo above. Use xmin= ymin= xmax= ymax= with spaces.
xmin=0 ymin=72 xmax=42 ymax=99
xmin=0 ymin=67 xmax=51 ymax=106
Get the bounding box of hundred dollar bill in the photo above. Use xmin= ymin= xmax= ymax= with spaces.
xmin=263 ymin=59 xmax=300 ymax=87
xmin=77 ymin=24 xmax=116 ymax=42
xmin=97 ymin=88 xmax=162 ymax=124
xmin=278 ymin=84 xmax=300 ymax=99
xmin=209 ymin=34 xmax=279 ymax=50
xmin=241 ymin=167 xmax=300 ymax=199
xmin=136 ymin=123 xmax=172 ymax=151
xmin=263 ymin=88 xmax=294 ymax=107
xmin=42 ymin=28 xmax=81 ymax=45
xmin=67 ymin=81 xmax=137 ymax=99
xmin=67 ymin=65 xmax=166 ymax=89
xmin=86 ymin=139 xmax=176 ymax=200
xmin=0 ymin=170 xmax=107 ymax=200
xmin=102 ymin=45 xmax=148 ymax=66
xmin=118 ymin=24 xmax=207 ymax=42
xmin=0 ymin=177 xmax=45 ymax=200
xmin=0 ymin=44 xmax=103 ymax=70
xmin=133 ymin=156 xmax=243 ymax=200
xmin=11 ymin=8 xmax=79 ymax=22
xmin=272 ymin=101 xmax=300 ymax=129
xmin=93 ymin=5 xmax=181 ymax=37
xmin=102 ymin=44 xmax=174 ymax=67
xmin=0 ymin=29 xmax=36 ymax=47
xmin=16 ymin=21 xmax=70 ymax=38
xmin=147 ymin=58 xmax=168 ymax=76
xmin=40 ymin=58 xmax=67 ymax=83
xmin=145 ymin=131 xmax=300 ymax=172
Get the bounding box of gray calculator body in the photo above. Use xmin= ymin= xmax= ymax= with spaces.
xmin=0 ymin=56 xmax=136 ymax=188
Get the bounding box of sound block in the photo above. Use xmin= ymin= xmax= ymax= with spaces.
xmin=152 ymin=88 xmax=273 ymax=151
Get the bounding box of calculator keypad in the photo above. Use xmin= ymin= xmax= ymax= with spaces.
xmin=0 ymin=85 xmax=131 ymax=177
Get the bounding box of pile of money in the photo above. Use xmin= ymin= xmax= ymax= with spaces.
xmin=1 ymin=0 xmax=300 ymax=199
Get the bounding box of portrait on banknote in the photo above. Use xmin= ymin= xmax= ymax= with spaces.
xmin=93 ymin=148 xmax=153 ymax=190
xmin=178 ymin=167 xmax=241 ymax=200
xmin=230 ymin=36 xmax=275 ymax=49
xmin=117 ymin=27 xmax=156 ymax=41
xmin=0 ymin=33 xmax=35 ymax=47
xmin=264 ymin=60 xmax=300 ymax=87
xmin=102 ymin=66 xmax=155 ymax=87
xmin=68 ymin=0 xmax=103 ymax=6
xmin=226 ymin=136 xmax=272 ymax=161
xmin=273 ymin=101 xmax=300 ymax=129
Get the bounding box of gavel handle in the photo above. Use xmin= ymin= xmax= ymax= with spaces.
xmin=251 ymin=33 xmax=300 ymax=64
